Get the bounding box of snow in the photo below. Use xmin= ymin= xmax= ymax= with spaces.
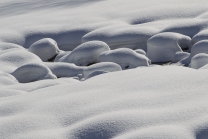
xmin=62 ymin=41 xmax=110 ymax=66
xmin=12 ymin=63 xmax=56 ymax=83
xmin=28 ymin=38 xmax=60 ymax=62
xmin=147 ymin=32 xmax=191 ymax=63
xmin=190 ymin=53 xmax=208 ymax=69
xmin=1 ymin=0 xmax=208 ymax=139
xmin=99 ymin=48 xmax=150 ymax=70
xmin=83 ymin=62 xmax=122 ymax=79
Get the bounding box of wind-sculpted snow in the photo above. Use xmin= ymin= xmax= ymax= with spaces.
xmin=99 ymin=48 xmax=150 ymax=70
xmin=2 ymin=0 xmax=208 ymax=139
xmin=147 ymin=32 xmax=191 ymax=63
xmin=62 ymin=41 xmax=110 ymax=66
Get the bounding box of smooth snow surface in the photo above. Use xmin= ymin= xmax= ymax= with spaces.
xmin=2 ymin=0 xmax=208 ymax=139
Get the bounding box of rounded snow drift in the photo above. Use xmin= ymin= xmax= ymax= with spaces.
xmin=83 ymin=62 xmax=122 ymax=79
xmin=63 ymin=41 xmax=110 ymax=66
xmin=28 ymin=38 xmax=60 ymax=62
xmin=99 ymin=48 xmax=150 ymax=70
xmin=54 ymin=51 xmax=71 ymax=62
xmin=190 ymin=53 xmax=208 ymax=69
xmin=147 ymin=32 xmax=191 ymax=63
xmin=172 ymin=51 xmax=190 ymax=63
xmin=12 ymin=63 xmax=56 ymax=83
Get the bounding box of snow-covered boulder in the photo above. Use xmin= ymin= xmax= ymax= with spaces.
xmin=147 ymin=32 xmax=191 ymax=63
xmin=83 ymin=62 xmax=122 ymax=79
xmin=85 ymin=70 xmax=108 ymax=80
xmin=0 ymin=42 xmax=24 ymax=53
xmin=62 ymin=41 xmax=110 ymax=66
xmin=189 ymin=53 xmax=208 ymax=69
xmin=180 ymin=40 xmax=208 ymax=66
xmin=172 ymin=51 xmax=190 ymax=63
xmin=192 ymin=30 xmax=208 ymax=45
xmin=0 ymin=72 xmax=18 ymax=86
xmin=135 ymin=49 xmax=146 ymax=55
xmin=99 ymin=48 xmax=150 ymax=70
xmin=28 ymin=38 xmax=60 ymax=62
xmin=44 ymin=62 xmax=85 ymax=78
xmin=12 ymin=63 xmax=56 ymax=83
xmin=54 ymin=51 xmax=71 ymax=62
xmin=82 ymin=25 xmax=158 ymax=51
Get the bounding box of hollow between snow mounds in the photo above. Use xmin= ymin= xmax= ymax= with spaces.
xmin=82 ymin=25 xmax=159 ymax=51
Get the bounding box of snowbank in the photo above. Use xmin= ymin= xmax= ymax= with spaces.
xmin=190 ymin=53 xmax=208 ymax=69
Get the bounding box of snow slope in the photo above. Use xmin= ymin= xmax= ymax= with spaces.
xmin=1 ymin=0 xmax=208 ymax=139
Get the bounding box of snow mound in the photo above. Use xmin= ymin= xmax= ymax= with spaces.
xmin=172 ymin=51 xmax=190 ymax=63
xmin=147 ymin=32 xmax=191 ymax=63
xmin=44 ymin=62 xmax=85 ymax=78
xmin=190 ymin=53 xmax=208 ymax=69
xmin=0 ymin=89 xmax=26 ymax=97
xmin=12 ymin=63 xmax=56 ymax=83
xmin=0 ymin=49 xmax=42 ymax=73
xmin=85 ymin=70 xmax=108 ymax=80
xmin=28 ymin=38 xmax=60 ymax=62
xmin=83 ymin=62 xmax=122 ymax=79
xmin=99 ymin=48 xmax=150 ymax=70
xmin=135 ymin=49 xmax=146 ymax=55
xmin=54 ymin=51 xmax=71 ymax=62
xmin=62 ymin=41 xmax=110 ymax=66
xmin=180 ymin=40 xmax=208 ymax=66
xmin=0 ymin=72 xmax=18 ymax=86
xmin=0 ymin=42 xmax=24 ymax=53
xmin=82 ymin=26 xmax=158 ymax=51
xmin=192 ymin=29 xmax=208 ymax=45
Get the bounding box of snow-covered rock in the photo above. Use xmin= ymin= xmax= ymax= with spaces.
xmin=82 ymin=26 xmax=158 ymax=51
xmin=83 ymin=62 xmax=122 ymax=79
xmin=44 ymin=62 xmax=85 ymax=78
xmin=99 ymin=48 xmax=150 ymax=70
xmin=0 ymin=72 xmax=18 ymax=86
xmin=172 ymin=51 xmax=190 ymax=63
xmin=135 ymin=49 xmax=146 ymax=55
xmin=190 ymin=53 xmax=208 ymax=69
xmin=180 ymin=40 xmax=208 ymax=66
xmin=147 ymin=32 xmax=191 ymax=63
xmin=28 ymin=38 xmax=60 ymax=62
xmin=54 ymin=51 xmax=71 ymax=62
xmin=12 ymin=63 xmax=56 ymax=83
xmin=85 ymin=70 xmax=108 ymax=80
xmin=192 ymin=30 xmax=208 ymax=45
xmin=62 ymin=41 xmax=110 ymax=66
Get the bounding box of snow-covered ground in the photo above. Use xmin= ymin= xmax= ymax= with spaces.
xmin=1 ymin=0 xmax=208 ymax=139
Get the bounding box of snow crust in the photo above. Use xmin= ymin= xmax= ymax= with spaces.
xmin=1 ymin=0 xmax=208 ymax=139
